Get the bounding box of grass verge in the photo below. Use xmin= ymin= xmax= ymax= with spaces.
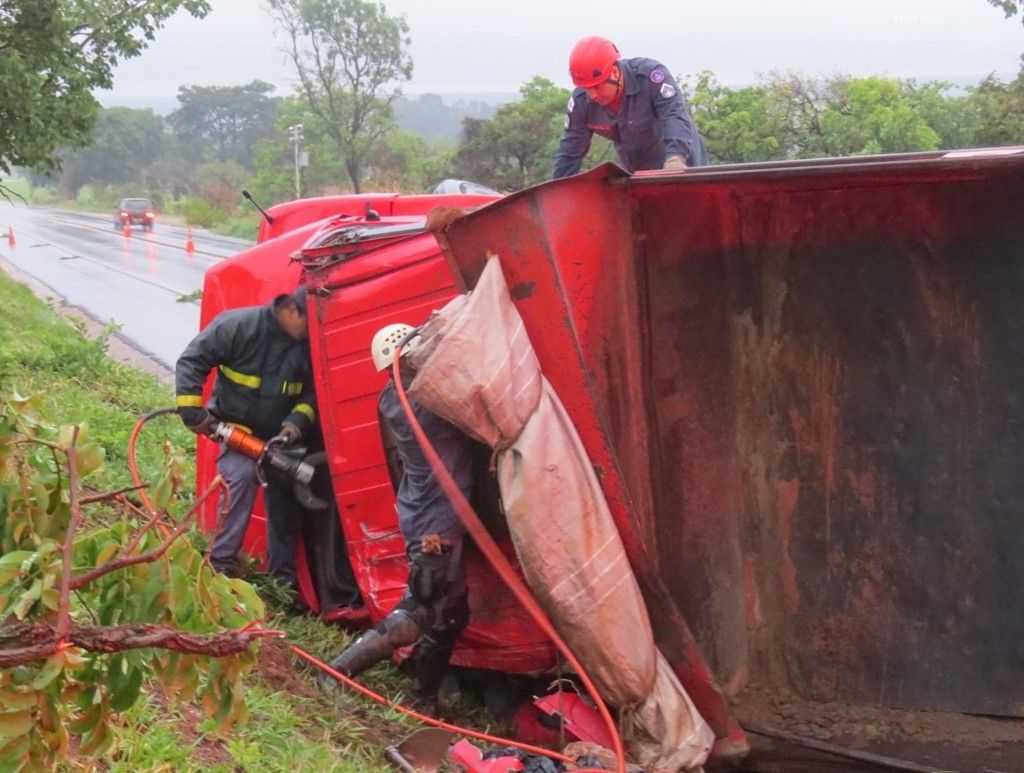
xmin=0 ymin=266 xmax=448 ymax=770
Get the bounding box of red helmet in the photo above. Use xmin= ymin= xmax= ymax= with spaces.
xmin=568 ymin=35 xmax=620 ymax=88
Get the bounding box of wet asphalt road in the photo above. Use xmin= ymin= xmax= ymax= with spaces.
xmin=0 ymin=203 xmax=252 ymax=369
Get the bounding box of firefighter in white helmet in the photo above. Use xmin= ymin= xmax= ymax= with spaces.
xmin=325 ymin=323 xmax=475 ymax=714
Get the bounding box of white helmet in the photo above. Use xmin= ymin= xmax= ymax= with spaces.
xmin=371 ymin=323 xmax=420 ymax=372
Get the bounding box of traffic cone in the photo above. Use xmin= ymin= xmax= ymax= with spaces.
xmin=184 ymin=228 xmax=195 ymax=254
xmin=6 ymin=227 xmax=14 ymax=247
xmin=122 ymin=222 xmax=131 ymax=238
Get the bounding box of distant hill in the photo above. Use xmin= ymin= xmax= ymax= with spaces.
xmin=394 ymin=93 xmax=515 ymax=141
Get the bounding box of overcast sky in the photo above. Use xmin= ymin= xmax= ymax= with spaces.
xmin=107 ymin=0 xmax=1024 ymax=99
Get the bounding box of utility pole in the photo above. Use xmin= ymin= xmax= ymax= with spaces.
xmin=288 ymin=123 xmax=304 ymax=199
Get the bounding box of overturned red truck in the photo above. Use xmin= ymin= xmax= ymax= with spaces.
xmin=195 ymin=151 xmax=1024 ymax=762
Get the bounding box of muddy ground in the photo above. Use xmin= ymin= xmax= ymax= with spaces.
xmin=9 ymin=254 xmax=1022 ymax=773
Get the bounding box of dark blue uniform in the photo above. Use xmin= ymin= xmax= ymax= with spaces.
xmin=552 ymin=57 xmax=707 ymax=179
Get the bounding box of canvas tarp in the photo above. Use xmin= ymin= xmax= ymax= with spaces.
xmin=408 ymin=257 xmax=713 ymax=770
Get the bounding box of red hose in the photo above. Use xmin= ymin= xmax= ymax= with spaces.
xmin=129 ymin=399 xmax=627 ymax=770
xmin=128 ymin=407 xmax=179 ymax=532
xmin=290 ymin=645 xmax=574 ymax=763
xmin=390 ymin=348 xmax=627 ymax=772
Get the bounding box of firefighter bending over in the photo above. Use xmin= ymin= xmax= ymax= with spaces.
xmin=325 ymin=323 xmax=474 ymax=713
xmin=552 ymin=34 xmax=707 ymax=178
xmin=175 ymin=287 xmax=315 ymax=602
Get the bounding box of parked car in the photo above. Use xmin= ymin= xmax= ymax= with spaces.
xmin=114 ymin=197 xmax=156 ymax=232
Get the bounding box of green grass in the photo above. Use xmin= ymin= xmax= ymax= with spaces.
xmin=0 ymin=268 xmax=472 ymax=769
xmin=0 ymin=275 xmax=194 ymax=499
xmin=1 ymin=177 xmax=31 ymax=202
xmin=210 ymin=215 xmax=259 ymax=241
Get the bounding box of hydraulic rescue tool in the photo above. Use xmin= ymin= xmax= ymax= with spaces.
xmin=209 ymin=421 xmax=330 ymax=511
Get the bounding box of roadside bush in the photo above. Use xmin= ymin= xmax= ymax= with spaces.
xmin=28 ymin=186 xmax=59 ymax=205
xmin=212 ymin=215 xmax=259 ymax=241
xmin=180 ymin=197 xmax=228 ymax=228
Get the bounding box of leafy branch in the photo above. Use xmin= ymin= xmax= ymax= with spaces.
xmin=0 ymin=395 xmax=276 ymax=766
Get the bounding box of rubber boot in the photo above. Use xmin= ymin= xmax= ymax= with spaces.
xmin=328 ymin=628 xmax=396 ymax=678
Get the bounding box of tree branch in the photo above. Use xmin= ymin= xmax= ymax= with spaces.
xmin=0 ymin=622 xmax=283 ymax=668
xmin=80 ymin=483 xmax=149 ymax=505
xmin=56 ymin=426 xmax=82 ymax=640
xmin=68 ymin=476 xmax=225 ymax=591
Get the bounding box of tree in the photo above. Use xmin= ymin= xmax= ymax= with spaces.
xmin=688 ymin=71 xmax=788 ymax=163
xmin=55 ymin=107 xmax=167 ymax=197
xmin=818 ymin=77 xmax=941 ymax=156
xmin=453 ymin=77 xmax=573 ymax=191
xmin=366 ymin=129 xmax=455 ymax=192
xmin=168 ymin=81 xmax=280 ymax=168
xmin=988 ymin=0 xmax=1023 ymax=24
xmin=0 ymin=0 xmax=211 ymax=194
xmin=265 ymin=0 xmax=413 ymax=193
xmin=965 ymin=74 xmax=1024 ymax=147
xmin=194 ymin=160 xmax=251 ymax=210
xmin=249 ymin=96 xmax=347 ymax=204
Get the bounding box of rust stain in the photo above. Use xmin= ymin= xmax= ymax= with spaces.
xmin=776 ymin=477 xmax=801 ymax=613
xmin=786 ymin=346 xmax=841 ymax=552
xmin=907 ymin=252 xmax=985 ymax=375
xmin=845 ymin=468 xmax=879 ymax=514
xmin=743 ymin=555 xmax=764 ymax=630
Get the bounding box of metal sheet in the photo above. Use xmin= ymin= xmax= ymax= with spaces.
xmin=440 ymin=155 xmax=1024 ymax=717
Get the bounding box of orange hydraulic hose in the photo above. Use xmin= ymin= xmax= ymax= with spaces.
xmin=389 ymin=347 xmax=627 ymax=773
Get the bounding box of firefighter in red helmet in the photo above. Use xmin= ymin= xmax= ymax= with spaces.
xmin=553 ymin=35 xmax=707 ymax=179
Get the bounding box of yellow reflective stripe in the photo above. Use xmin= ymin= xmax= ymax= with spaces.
xmin=282 ymin=381 xmax=304 ymax=395
xmin=218 ymin=365 xmax=261 ymax=389
xmin=176 ymin=394 xmax=204 ymax=407
xmin=293 ymin=403 xmax=315 ymax=420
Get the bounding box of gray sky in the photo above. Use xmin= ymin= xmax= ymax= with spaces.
xmin=107 ymin=0 xmax=1023 ymax=99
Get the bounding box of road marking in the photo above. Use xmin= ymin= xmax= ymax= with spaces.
xmin=8 ymin=224 xmax=204 ymax=300
xmin=50 ymin=214 xmax=229 ymax=260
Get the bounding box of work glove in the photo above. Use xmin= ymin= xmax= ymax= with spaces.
xmin=179 ymin=406 xmax=217 ymax=436
xmin=663 ymin=154 xmax=687 ymax=171
xmin=268 ymin=421 xmax=301 ymax=448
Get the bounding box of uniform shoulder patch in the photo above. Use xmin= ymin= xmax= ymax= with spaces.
xmin=660 ymin=83 xmax=677 ymax=99
xmin=649 ymin=68 xmax=666 ymax=85
xmin=567 ymin=95 xmax=575 ymax=113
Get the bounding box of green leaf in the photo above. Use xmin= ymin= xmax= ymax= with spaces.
xmin=31 ymin=655 xmax=65 ymax=691
xmin=0 ymin=732 xmax=30 ymax=764
xmin=12 ymin=579 xmax=42 ymax=620
xmin=108 ymin=666 xmax=142 ymax=713
xmin=74 ymin=444 xmax=105 ymax=478
xmin=149 ymin=474 xmax=172 ymax=511
xmin=67 ymin=703 xmax=101 ymax=735
xmin=94 ymin=543 xmax=119 ymax=567
xmin=0 ymin=710 xmax=33 ymax=738
xmin=0 ymin=690 xmax=36 ymax=712
xmin=0 ymin=552 xmax=34 ymax=568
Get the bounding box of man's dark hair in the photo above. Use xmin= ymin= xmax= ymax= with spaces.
xmin=275 ymin=286 xmax=308 ymax=316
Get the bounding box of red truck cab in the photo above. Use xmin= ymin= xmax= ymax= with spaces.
xmin=197 ymin=189 xmax=557 ymax=674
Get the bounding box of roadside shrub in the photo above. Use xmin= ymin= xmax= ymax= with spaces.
xmin=180 ymin=197 xmax=228 ymax=228
xmin=212 ymin=216 xmax=259 ymax=241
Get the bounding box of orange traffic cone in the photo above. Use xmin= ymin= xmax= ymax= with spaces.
xmin=122 ymin=222 xmax=131 ymax=238
xmin=184 ymin=228 xmax=195 ymax=254
xmin=6 ymin=227 xmax=14 ymax=247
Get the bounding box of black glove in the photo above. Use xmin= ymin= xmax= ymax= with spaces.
xmin=268 ymin=421 xmax=301 ymax=448
xmin=179 ymin=406 xmax=217 ymax=436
